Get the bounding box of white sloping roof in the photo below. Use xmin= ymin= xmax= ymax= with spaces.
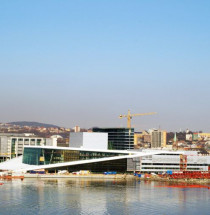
xmin=0 ymin=156 xmax=38 ymax=172
xmin=0 ymin=147 xmax=181 ymax=172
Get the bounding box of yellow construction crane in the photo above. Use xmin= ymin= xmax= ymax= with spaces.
xmin=119 ymin=110 xmax=157 ymax=128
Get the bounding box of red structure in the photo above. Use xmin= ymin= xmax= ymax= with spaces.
xmin=169 ymin=171 xmax=210 ymax=179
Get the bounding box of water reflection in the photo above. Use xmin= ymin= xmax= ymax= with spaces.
xmin=0 ymin=178 xmax=209 ymax=215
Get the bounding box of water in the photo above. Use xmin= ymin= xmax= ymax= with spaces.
xmin=0 ymin=178 xmax=209 ymax=215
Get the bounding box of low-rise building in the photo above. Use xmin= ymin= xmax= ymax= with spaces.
xmin=0 ymin=145 xmax=209 ymax=174
xmin=0 ymin=133 xmax=57 ymax=162
xmin=140 ymin=150 xmax=210 ymax=173
xmin=0 ymin=146 xmax=184 ymax=173
xmin=198 ymin=133 xmax=210 ymax=140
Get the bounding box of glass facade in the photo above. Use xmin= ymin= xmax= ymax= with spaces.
xmin=92 ymin=128 xmax=134 ymax=150
xmin=11 ymin=138 xmax=16 ymax=158
xmin=23 ymin=147 xmax=128 ymax=165
xmin=66 ymin=159 xmax=127 ymax=173
xmin=23 ymin=148 xmax=43 ymax=165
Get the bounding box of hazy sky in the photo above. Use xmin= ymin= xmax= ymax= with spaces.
xmin=0 ymin=0 xmax=210 ymax=132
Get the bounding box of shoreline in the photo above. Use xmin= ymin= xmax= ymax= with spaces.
xmin=22 ymin=173 xmax=210 ymax=184
xmin=139 ymin=177 xmax=210 ymax=184
xmin=23 ymin=173 xmax=132 ymax=180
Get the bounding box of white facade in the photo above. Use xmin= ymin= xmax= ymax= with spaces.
xmin=139 ymin=150 xmax=210 ymax=173
xmin=186 ymin=134 xmax=192 ymax=141
xmin=46 ymin=137 xmax=57 ymax=147
xmin=70 ymin=132 xmax=108 ymax=150
xmin=0 ymin=133 xmax=57 ymax=161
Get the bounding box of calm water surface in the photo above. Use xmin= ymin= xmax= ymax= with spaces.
xmin=0 ymin=178 xmax=209 ymax=215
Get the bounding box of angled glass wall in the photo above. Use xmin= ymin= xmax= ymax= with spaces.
xmin=23 ymin=147 xmax=128 ymax=165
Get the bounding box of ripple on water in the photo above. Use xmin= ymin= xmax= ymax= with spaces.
xmin=0 ymin=179 xmax=209 ymax=215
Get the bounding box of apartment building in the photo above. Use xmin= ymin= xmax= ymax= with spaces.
xmin=0 ymin=133 xmax=57 ymax=162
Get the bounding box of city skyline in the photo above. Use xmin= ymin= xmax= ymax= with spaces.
xmin=1 ymin=1 xmax=210 ymax=132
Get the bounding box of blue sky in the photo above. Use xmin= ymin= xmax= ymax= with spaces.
xmin=0 ymin=0 xmax=210 ymax=131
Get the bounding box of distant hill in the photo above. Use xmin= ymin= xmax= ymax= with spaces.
xmin=8 ymin=121 xmax=60 ymax=128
